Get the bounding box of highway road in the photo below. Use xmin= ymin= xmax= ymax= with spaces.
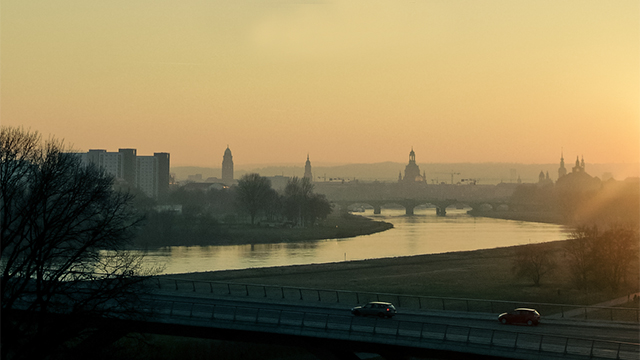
xmin=146 ymin=292 xmax=640 ymax=345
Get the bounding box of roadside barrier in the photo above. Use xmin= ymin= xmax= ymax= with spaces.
xmin=153 ymin=277 xmax=640 ymax=323
xmin=145 ymin=297 xmax=640 ymax=360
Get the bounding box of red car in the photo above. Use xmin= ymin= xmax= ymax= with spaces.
xmin=498 ymin=308 xmax=540 ymax=326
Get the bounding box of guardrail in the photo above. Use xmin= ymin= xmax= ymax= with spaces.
xmin=154 ymin=278 xmax=640 ymax=323
xmin=146 ymin=298 xmax=640 ymax=360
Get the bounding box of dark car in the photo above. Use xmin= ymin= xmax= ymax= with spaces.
xmin=351 ymin=301 xmax=397 ymax=318
xmin=498 ymin=308 xmax=540 ymax=326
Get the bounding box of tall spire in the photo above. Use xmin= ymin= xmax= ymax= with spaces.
xmin=558 ymin=148 xmax=567 ymax=179
xmin=222 ymin=146 xmax=234 ymax=183
xmin=303 ymin=153 xmax=313 ymax=181
xmin=572 ymin=155 xmax=584 ymax=173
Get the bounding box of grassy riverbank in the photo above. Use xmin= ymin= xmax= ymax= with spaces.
xmin=467 ymin=210 xmax=566 ymax=225
xmin=217 ymin=213 xmax=393 ymax=245
xmin=133 ymin=212 xmax=393 ymax=248
xmin=124 ymin=239 xmax=639 ymax=360
xmin=165 ymin=240 xmax=639 ymax=307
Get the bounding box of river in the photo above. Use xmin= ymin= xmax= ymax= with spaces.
xmin=140 ymin=208 xmax=570 ymax=275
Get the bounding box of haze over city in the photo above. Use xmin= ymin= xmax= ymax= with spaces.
xmin=2 ymin=1 xmax=638 ymax=169
xmin=2 ymin=2 xmax=640 ymax=357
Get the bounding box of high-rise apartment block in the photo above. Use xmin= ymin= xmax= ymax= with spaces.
xmin=119 ymin=148 xmax=137 ymax=186
xmin=136 ymin=156 xmax=158 ymax=199
xmin=154 ymin=152 xmax=170 ymax=200
xmin=86 ymin=149 xmax=124 ymax=179
xmin=79 ymin=148 xmax=170 ymax=200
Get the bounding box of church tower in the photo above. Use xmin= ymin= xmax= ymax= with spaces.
xmin=572 ymin=155 xmax=585 ymax=173
xmin=402 ymin=147 xmax=423 ymax=182
xmin=222 ymin=146 xmax=234 ymax=184
xmin=558 ymin=151 xmax=567 ymax=179
xmin=303 ymin=154 xmax=313 ymax=181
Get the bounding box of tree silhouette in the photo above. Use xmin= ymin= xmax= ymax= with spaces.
xmin=591 ymin=224 xmax=638 ymax=291
xmin=565 ymin=224 xmax=638 ymax=291
xmin=236 ymin=173 xmax=276 ymax=225
xmin=283 ymin=177 xmax=331 ymax=227
xmin=1 ymin=127 xmax=153 ymax=360
xmin=512 ymin=243 xmax=556 ymax=286
xmin=564 ymin=225 xmax=598 ymax=290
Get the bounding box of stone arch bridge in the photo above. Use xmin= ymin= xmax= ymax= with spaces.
xmin=333 ymin=199 xmax=508 ymax=216
xmin=314 ymin=183 xmax=516 ymax=216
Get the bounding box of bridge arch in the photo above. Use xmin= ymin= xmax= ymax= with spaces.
xmin=336 ymin=200 xmax=463 ymax=216
xmin=464 ymin=202 xmax=510 ymax=213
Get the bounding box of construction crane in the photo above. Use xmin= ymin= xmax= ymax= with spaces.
xmin=433 ymin=171 xmax=460 ymax=184
xmin=449 ymin=172 xmax=460 ymax=184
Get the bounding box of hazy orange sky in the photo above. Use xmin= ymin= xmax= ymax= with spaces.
xmin=2 ymin=1 xmax=638 ymax=168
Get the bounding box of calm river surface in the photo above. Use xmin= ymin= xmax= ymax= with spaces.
xmin=142 ymin=208 xmax=570 ymax=275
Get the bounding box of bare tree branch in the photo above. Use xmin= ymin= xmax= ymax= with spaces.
xmin=1 ymin=126 xmax=156 ymax=360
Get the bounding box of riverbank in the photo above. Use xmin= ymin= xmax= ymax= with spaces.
xmin=135 ymin=207 xmax=568 ymax=249
xmin=132 ymin=212 xmax=393 ymax=248
xmin=126 ymin=215 xmax=637 ymax=360
xmin=164 ymin=239 xmax=639 ymax=307
xmin=217 ymin=213 xmax=393 ymax=245
xmin=467 ymin=210 xmax=566 ymax=225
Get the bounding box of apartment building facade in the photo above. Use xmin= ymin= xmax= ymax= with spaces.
xmin=80 ymin=148 xmax=170 ymax=200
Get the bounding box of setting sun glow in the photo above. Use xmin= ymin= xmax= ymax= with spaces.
xmin=2 ymin=1 xmax=638 ymax=169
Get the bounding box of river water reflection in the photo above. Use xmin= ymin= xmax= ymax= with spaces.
xmin=142 ymin=209 xmax=570 ymax=275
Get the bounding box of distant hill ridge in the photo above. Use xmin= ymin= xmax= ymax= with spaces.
xmin=172 ymin=162 xmax=638 ymax=185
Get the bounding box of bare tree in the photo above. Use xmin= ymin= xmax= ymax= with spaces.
xmin=283 ymin=177 xmax=331 ymax=227
xmin=512 ymin=243 xmax=556 ymax=286
xmin=1 ymin=127 xmax=153 ymax=360
xmin=307 ymin=193 xmax=333 ymax=225
xmin=564 ymin=224 xmax=638 ymax=291
xmin=591 ymin=224 xmax=639 ymax=291
xmin=235 ymin=173 xmax=276 ymax=225
xmin=564 ymin=225 xmax=599 ymax=290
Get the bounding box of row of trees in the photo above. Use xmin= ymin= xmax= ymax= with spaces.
xmin=134 ymin=209 xmax=225 ymax=247
xmin=1 ymin=127 xmax=153 ymax=359
xmin=236 ymin=173 xmax=332 ymax=227
xmin=162 ymin=174 xmax=333 ymax=228
xmin=133 ymin=172 xmax=333 ymax=247
xmin=565 ymin=225 xmax=638 ymax=291
xmin=513 ymin=224 xmax=639 ymax=292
